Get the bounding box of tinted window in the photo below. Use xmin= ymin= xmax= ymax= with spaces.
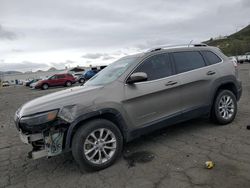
xmin=134 ymin=53 xmax=172 ymax=81
xmin=57 ymin=75 xmax=65 ymax=79
xmin=203 ymin=51 xmax=221 ymax=65
xmin=50 ymin=75 xmax=57 ymax=79
xmin=172 ymin=51 xmax=206 ymax=73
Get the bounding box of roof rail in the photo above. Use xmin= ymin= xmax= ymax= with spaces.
xmin=147 ymin=43 xmax=208 ymax=52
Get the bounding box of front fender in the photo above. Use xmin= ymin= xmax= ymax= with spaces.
xmin=64 ymin=108 xmax=128 ymax=150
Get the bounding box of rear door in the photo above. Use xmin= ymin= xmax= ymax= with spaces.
xmin=123 ymin=53 xmax=183 ymax=128
xmin=57 ymin=74 xmax=66 ymax=86
xmin=171 ymin=50 xmax=220 ymax=116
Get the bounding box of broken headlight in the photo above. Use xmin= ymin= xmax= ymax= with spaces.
xmin=20 ymin=110 xmax=58 ymax=126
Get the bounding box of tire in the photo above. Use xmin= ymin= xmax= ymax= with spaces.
xmin=65 ymin=81 xmax=72 ymax=87
xmin=72 ymin=119 xmax=123 ymax=171
xmin=79 ymin=78 xmax=85 ymax=84
xmin=211 ymin=90 xmax=237 ymax=125
xmin=42 ymin=83 xmax=49 ymax=90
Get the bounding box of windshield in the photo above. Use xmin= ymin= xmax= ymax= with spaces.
xmin=85 ymin=56 xmax=138 ymax=86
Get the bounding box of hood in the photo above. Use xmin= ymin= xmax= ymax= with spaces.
xmin=19 ymin=85 xmax=103 ymax=117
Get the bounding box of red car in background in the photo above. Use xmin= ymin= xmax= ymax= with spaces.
xmin=35 ymin=73 xmax=76 ymax=90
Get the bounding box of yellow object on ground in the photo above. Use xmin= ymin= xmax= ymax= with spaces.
xmin=205 ymin=161 xmax=214 ymax=169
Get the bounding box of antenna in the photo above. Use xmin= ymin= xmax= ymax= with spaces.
xmin=188 ymin=40 xmax=193 ymax=47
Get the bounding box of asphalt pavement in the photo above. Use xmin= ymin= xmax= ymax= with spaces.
xmin=0 ymin=64 xmax=250 ymax=188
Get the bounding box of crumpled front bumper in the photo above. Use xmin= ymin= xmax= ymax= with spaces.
xmin=18 ymin=131 xmax=49 ymax=159
xmin=18 ymin=129 xmax=65 ymax=159
xmin=15 ymin=111 xmax=67 ymax=160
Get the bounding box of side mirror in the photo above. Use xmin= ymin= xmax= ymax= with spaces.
xmin=127 ymin=72 xmax=148 ymax=84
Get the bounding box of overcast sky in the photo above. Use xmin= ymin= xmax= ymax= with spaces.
xmin=0 ymin=0 xmax=249 ymax=72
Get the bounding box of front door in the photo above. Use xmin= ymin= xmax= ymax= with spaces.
xmin=123 ymin=53 xmax=183 ymax=128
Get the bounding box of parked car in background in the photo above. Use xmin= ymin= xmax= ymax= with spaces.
xmin=25 ymin=79 xmax=41 ymax=87
xmin=30 ymin=81 xmax=40 ymax=89
xmin=2 ymin=81 xmax=10 ymax=87
xmin=78 ymin=69 xmax=98 ymax=83
xmin=236 ymin=52 xmax=250 ymax=63
xmin=15 ymin=44 xmax=242 ymax=171
xmin=34 ymin=73 xmax=76 ymax=90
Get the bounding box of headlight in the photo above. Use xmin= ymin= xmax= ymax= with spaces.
xmin=20 ymin=110 xmax=58 ymax=126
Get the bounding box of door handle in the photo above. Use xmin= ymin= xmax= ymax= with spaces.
xmin=207 ymin=71 xmax=216 ymax=75
xmin=165 ymin=81 xmax=178 ymax=86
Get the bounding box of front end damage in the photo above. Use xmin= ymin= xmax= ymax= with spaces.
xmin=18 ymin=124 xmax=68 ymax=159
xmin=19 ymin=129 xmax=66 ymax=159
xmin=14 ymin=107 xmax=77 ymax=159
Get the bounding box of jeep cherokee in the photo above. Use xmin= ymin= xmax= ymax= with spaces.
xmin=14 ymin=44 xmax=242 ymax=170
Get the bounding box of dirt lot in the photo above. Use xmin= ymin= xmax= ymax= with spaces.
xmin=1 ymin=64 xmax=250 ymax=188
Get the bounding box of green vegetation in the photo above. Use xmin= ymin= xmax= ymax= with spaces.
xmin=204 ymin=25 xmax=250 ymax=56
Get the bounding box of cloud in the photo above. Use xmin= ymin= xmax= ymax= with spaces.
xmin=82 ymin=53 xmax=111 ymax=59
xmin=241 ymin=0 xmax=250 ymax=6
xmin=11 ymin=49 xmax=24 ymax=53
xmin=0 ymin=61 xmax=49 ymax=72
xmin=0 ymin=25 xmax=17 ymax=40
xmin=1 ymin=0 xmax=250 ymax=70
xmin=102 ymin=55 xmax=115 ymax=60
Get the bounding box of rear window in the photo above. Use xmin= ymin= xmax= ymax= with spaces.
xmin=172 ymin=51 xmax=206 ymax=73
xmin=203 ymin=51 xmax=221 ymax=65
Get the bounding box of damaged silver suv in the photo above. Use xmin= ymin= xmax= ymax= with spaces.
xmin=15 ymin=44 xmax=242 ymax=170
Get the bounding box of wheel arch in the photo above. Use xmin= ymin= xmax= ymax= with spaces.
xmin=64 ymin=108 xmax=128 ymax=150
xmin=210 ymin=77 xmax=239 ymax=114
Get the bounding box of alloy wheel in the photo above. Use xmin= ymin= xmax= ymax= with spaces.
xmin=218 ymin=95 xmax=235 ymax=120
xmin=83 ymin=128 xmax=117 ymax=164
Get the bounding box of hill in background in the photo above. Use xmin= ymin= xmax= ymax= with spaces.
xmin=204 ymin=25 xmax=250 ymax=56
xmin=0 ymin=71 xmax=22 ymax=75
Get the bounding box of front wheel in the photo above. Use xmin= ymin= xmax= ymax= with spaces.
xmin=211 ymin=90 xmax=237 ymax=125
xmin=72 ymin=119 xmax=123 ymax=171
xmin=65 ymin=81 xmax=72 ymax=87
xmin=42 ymin=83 xmax=49 ymax=90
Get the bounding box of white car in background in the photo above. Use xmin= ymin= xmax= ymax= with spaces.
xmin=30 ymin=81 xmax=40 ymax=89
xmin=2 ymin=81 xmax=10 ymax=87
xmin=236 ymin=53 xmax=250 ymax=64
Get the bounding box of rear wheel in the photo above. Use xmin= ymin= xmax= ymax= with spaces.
xmin=79 ymin=78 xmax=85 ymax=84
xmin=72 ymin=119 xmax=123 ymax=171
xmin=42 ymin=83 xmax=49 ymax=90
xmin=211 ymin=90 xmax=237 ymax=125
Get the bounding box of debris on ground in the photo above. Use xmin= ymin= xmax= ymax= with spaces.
xmin=205 ymin=161 xmax=215 ymax=169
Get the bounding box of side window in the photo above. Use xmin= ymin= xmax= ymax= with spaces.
xmin=134 ymin=53 xmax=173 ymax=81
xmin=203 ymin=51 xmax=222 ymax=65
xmin=58 ymin=75 xmax=65 ymax=79
xmin=172 ymin=51 xmax=206 ymax=73
xmin=50 ymin=75 xmax=57 ymax=80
